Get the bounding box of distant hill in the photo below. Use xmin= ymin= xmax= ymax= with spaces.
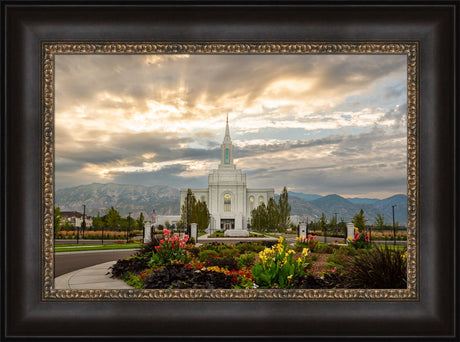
xmin=56 ymin=183 xmax=407 ymax=225
xmin=55 ymin=183 xmax=180 ymax=219
xmin=280 ymin=193 xmax=407 ymax=225
xmin=346 ymin=197 xmax=379 ymax=205
xmin=288 ymin=192 xmax=323 ymax=202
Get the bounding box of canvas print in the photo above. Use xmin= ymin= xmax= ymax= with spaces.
xmin=52 ymin=51 xmax=409 ymax=292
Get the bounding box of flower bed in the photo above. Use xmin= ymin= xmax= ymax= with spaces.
xmin=110 ymin=229 xmax=407 ymax=289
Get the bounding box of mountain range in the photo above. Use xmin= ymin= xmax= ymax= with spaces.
xmin=55 ymin=183 xmax=407 ymax=226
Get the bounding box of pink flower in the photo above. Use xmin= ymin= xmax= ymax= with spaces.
xmin=155 ymin=245 xmax=162 ymax=250
xmin=164 ymin=229 xmax=171 ymax=236
xmin=159 ymin=239 xmax=164 ymax=244
xmin=183 ymin=234 xmax=189 ymax=242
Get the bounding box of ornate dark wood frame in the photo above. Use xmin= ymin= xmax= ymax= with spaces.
xmin=3 ymin=2 xmax=456 ymax=339
xmin=42 ymin=41 xmax=419 ymax=301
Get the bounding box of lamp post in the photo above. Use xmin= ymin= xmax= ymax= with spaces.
xmin=334 ymin=212 xmax=338 ymax=238
xmin=82 ymin=204 xmax=86 ymax=240
xmin=392 ymin=205 xmax=396 ymax=246
xmin=186 ymin=192 xmax=191 ymax=236
xmin=76 ymin=221 xmax=79 ymax=245
xmin=127 ymin=212 xmax=131 ymax=244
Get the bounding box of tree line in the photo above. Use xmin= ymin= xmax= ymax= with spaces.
xmin=251 ymin=187 xmax=292 ymax=232
xmin=54 ymin=206 xmax=145 ymax=235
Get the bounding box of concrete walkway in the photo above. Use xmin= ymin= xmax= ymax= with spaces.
xmin=54 ymin=261 xmax=134 ymax=289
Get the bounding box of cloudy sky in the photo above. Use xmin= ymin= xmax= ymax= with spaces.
xmin=55 ymin=53 xmax=407 ymax=199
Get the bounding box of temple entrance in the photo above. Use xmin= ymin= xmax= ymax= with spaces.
xmin=221 ymin=219 xmax=235 ymax=230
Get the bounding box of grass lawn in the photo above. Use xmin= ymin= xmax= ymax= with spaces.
xmin=378 ymin=244 xmax=406 ymax=251
xmin=54 ymin=243 xmax=142 ymax=253
xmin=257 ymin=232 xmax=282 ymax=238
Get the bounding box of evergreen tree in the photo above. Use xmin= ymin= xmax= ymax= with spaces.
xmin=180 ymin=189 xmax=210 ymax=231
xmin=277 ymin=186 xmax=291 ymax=231
xmin=106 ymin=206 xmax=121 ymax=230
xmin=319 ymin=212 xmax=328 ymax=229
xmin=352 ymin=209 xmax=368 ymax=230
xmin=267 ymin=197 xmax=279 ymax=232
xmin=251 ymin=202 xmax=268 ymax=232
xmin=374 ymin=213 xmax=385 ymax=229
xmin=137 ymin=212 xmax=145 ymax=230
xmin=54 ymin=206 xmax=62 ymax=236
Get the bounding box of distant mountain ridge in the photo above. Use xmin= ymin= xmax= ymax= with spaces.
xmin=55 ymin=183 xmax=407 ymax=225
xmin=55 ymin=183 xmax=180 ymax=219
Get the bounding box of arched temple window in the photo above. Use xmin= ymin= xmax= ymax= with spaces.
xmin=224 ymin=193 xmax=231 ymax=212
xmin=259 ymin=196 xmax=264 ymax=205
xmin=249 ymin=196 xmax=255 ymax=211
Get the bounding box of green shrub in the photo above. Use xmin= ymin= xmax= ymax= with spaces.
xmin=220 ymin=248 xmax=239 ymax=259
xmin=198 ymin=249 xmax=219 ymax=262
xmin=315 ymin=243 xmax=333 ymax=254
xmin=199 ymin=243 xmax=226 ymax=252
xmin=325 ymin=246 xmax=359 ymax=275
xmin=205 ymin=257 xmax=239 ymax=271
xmin=235 ymin=242 xmax=266 ymax=254
xmin=237 ymin=253 xmax=256 ymax=268
xmin=121 ymin=271 xmax=144 ymax=289
xmin=343 ymin=246 xmax=407 ymax=288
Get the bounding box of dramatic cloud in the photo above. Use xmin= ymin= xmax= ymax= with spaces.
xmin=55 ymin=54 xmax=407 ymax=198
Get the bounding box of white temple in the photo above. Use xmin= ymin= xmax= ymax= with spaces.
xmin=180 ymin=115 xmax=274 ymax=236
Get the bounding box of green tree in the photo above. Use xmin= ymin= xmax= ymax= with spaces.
xmin=194 ymin=201 xmax=210 ymax=231
xmin=352 ymin=209 xmax=368 ymax=230
xmin=277 ymin=186 xmax=291 ymax=231
xmin=180 ymin=189 xmax=210 ymax=231
xmin=105 ymin=206 xmax=121 ymax=230
xmin=319 ymin=212 xmax=328 ymax=229
xmin=62 ymin=220 xmax=74 ymax=231
xmin=137 ymin=212 xmax=145 ymax=230
xmin=251 ymin=202 xmax=268 ymax=232
xmin=267 ymin=197 xmax=280 ymax=232
xmin=93 ymin=212 xmax=104 ymax=230
xmin=374 ymin=213 xmax=385 ymax=229
xmin=54 ymin=206 xmax=62 ymax=236
xmin=329 ymin=214 xmax=337 ymax=228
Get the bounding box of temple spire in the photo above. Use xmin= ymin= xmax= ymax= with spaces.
xmin=220 ymin=113 xmax=234 ymax=167
xmin=223 ymin=113 xmax=231 ymax=144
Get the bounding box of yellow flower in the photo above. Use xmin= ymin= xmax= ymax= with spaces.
xmin=301 ymin=248 xmax=309 ymax=257
xmin=354 ymin=227 xmax=358 ymax=231
xmin=297 ymin=257 xmax=302 ymax=263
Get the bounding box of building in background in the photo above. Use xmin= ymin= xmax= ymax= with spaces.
xmin=60 ymin=211 xmax=93 ymax=228
xmin=180 ymin=116 xmax=274 ymax=234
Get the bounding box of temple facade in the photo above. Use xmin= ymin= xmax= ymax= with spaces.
xmin=180 ymin=116 xmax=274 ymax=234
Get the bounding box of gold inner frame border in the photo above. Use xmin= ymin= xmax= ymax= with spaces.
xmin=41 ymin=41 xmax=418 ymax=301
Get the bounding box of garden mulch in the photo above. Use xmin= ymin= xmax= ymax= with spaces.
xmin=309 ymin=253 xmax=331 ymax=276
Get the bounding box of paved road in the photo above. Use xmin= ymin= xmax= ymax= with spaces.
xmin=54 ymin=249 xmax=139 ymax=277
xmin=55 ymin=239 xmax=141 ymax=245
